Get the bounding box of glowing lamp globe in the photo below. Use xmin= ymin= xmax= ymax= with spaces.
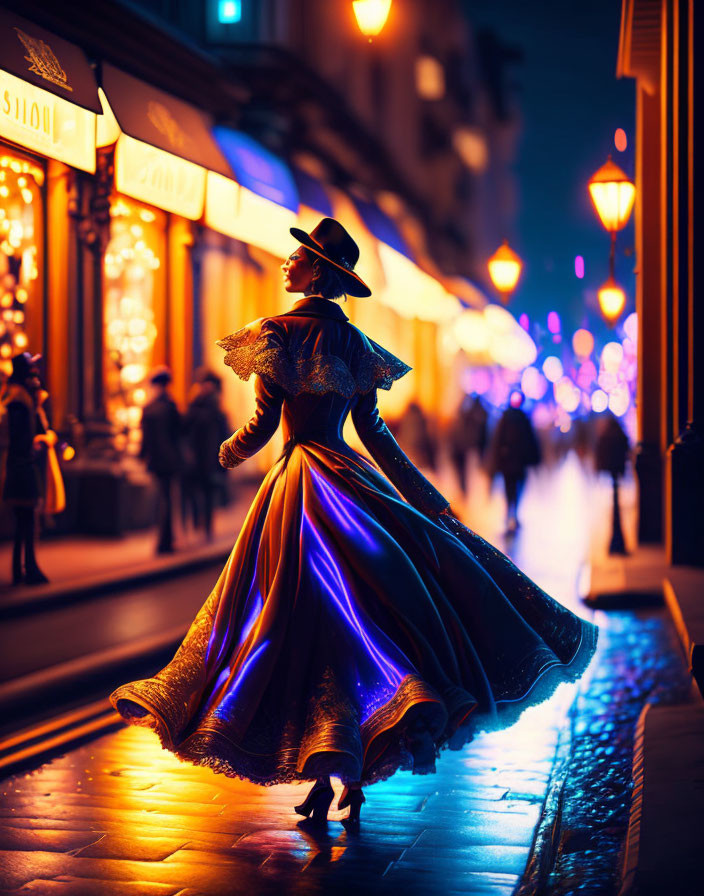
xmin=488 ymin=241 xmax=523 ymax=301
xmin=588 ymin=157 xmax=635 ymax=233
xmin=598 ymin=276 xmax=627 ymax=325
xmin=352 ymin=0 xmax=392 ymax=37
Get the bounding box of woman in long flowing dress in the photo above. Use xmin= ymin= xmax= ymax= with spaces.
xmin=111 ymin=218 xmax=598 ymax=828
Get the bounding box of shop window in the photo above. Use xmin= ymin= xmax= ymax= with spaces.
xmin=0 ymin=149 xmax=43 ymax=377
xmin=103 ymin=197 xmax=164 ymax=454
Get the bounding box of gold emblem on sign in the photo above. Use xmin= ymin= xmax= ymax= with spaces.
xmin=147 ymin=101 xmax=189 ymax=150
xmin=14 ymin=27 xmax=73 ymax=92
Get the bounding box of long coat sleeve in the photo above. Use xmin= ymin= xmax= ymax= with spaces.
xmin=352 ymin=388 xmax=449 ymax=518
xmin=219 ymin=376 xmax=286 ymax=467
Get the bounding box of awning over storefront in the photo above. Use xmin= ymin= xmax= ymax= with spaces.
xmin=99 ymin=64 xmax=231 ymax=219
xmin=101 ymin=64 xmax=230 ymax=176
xmin=213 ymin=128 xmax=298 ymax=212
xmin=292 ymin=166 xmax=333 ymax=217
xmin=352 ymin=197 xmax=412 ymax=259
xmin=205 ymin=128 xmax=298 ymax=258
xmin=0 ymin=10 xmax=98 ymax=172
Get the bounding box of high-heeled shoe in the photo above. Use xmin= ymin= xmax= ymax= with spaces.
xmin=338 ymin=786 xmax=365 ymax=830
xmin=294 ymin=779 xmax=334 ymax=823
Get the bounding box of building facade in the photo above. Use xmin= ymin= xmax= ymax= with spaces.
xmin=618 ymin=0 xmax=703 ymax=565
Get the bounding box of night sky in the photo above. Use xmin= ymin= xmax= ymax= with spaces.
xmin=464 ymin=0 xmax=635 ymax=347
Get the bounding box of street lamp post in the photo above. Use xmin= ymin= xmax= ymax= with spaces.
xmin=487 ymin=241 xmax=523 ymax=305
xmin=588 ymin=156 xmax=635 ymax=326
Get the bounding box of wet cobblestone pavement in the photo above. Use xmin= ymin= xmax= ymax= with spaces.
xmin=541 ymin=607 xmax=693 ymax=896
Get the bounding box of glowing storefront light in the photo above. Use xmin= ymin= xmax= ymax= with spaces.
xmin=484 ymin=303 xmax=537 ymax=371
xmin=0 ymin=151 xmax=42 ymax=376
xmin=114 ymin=133 xmax=206 ymax=220
xmin=377 ymin=242 xmax=460 ymax=323
xmin=103 ymin=197 xmax=162 ymax=452
xmin=0 ymin=68 xmax=96 ymax=173
xmin=205 ymin=170 xmax=297 ymax=259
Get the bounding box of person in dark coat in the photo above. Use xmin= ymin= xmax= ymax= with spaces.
xmin=448 ymin=393 xmax=488 ymax=493
xmin=0 ymin=352 xmax=49 ymax=584
xmin=487 ymin=390 xmax=541 ymax=533
xmin=140 ymin=366 xmax=183 ymax=554
xmin=181 ymin=368 xmax=230 ymax=541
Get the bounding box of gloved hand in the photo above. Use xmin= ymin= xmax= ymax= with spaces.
xmin=218 ymin=436 xmax=243 ymax=469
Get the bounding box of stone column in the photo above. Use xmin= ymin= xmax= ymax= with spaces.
xmin=634 ymin=82 xmax=664 ymax=543
xmin=665 ymin=0 xmax=704 ymax=565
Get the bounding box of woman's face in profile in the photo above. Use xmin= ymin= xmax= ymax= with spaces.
xmin=281 ymin=246 xmax=314 ymax=293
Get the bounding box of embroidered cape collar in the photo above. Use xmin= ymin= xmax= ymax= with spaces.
xmin=283 ymin=295 xmax=349 ymax=322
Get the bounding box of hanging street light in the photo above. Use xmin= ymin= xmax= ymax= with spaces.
xmin=588 ymin=156 xmax=635 ymax=326
xmin=487 ymin=241 xmax=523 ymax=304
xmin=353 ymin=0 xmax=392 ymax=39
xmin=597 ymin=276 xmax=627 ymax=327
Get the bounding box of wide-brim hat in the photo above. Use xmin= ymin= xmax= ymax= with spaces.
xmin=290 ymin=217 xmax=372 ymax=298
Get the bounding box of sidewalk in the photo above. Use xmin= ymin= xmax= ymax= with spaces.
xmin=0 ymin=477 xmax=261 ymax=614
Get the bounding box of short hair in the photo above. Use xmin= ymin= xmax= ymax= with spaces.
xmin=302 ymin=248 xmax=347 ymax=301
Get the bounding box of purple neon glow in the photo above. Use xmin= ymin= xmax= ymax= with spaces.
xmin=216 ymin=640 xmax=269 ymax=714
xmin=519 ymin=313 xmax=530 ymax=332
xmin=547 ymin=311 xmax=561 ymax=334
xmin=303 ymin=511 xmax=404 ymax=688
xmin=238 ymin=593 xmax=263 ymax=645
xmin=575 ymin=255 xmax=585 ymax=279
xmin=309 ymin=466 xmax=376 ymax=550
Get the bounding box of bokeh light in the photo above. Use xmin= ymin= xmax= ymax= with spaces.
xmin=542 ymin=356 xmax=563 ymax=383
xmin=521 ymin=366 xmax=548 ymax=400
xmin=572 ymin=328 xmax=594 ymax=358
xmin=547 ymin=311 xmax=561 ymax=334
xmin=574 ymin=255 xmax=585 ymax=279
xmin=614 ymin=128 xmax=628 ymax=152
xmin=609 ymin=384 xmax=630 ymax=417
xmin=591 ymin=389 xmax=609 ymax=413
xmin=601 ymin=341 xmax=624 ymax=371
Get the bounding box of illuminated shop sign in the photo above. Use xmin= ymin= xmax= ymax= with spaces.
xmin=205 ymin=170 xmax=296 ymax=257
xmin=0 ymin=68 xmax=96 ymax=172
xmin=114 ymin=133 xmax=206 ymax=220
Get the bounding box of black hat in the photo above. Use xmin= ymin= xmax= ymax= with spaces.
xmin=8 ymin=352 xmax=41 ymax=384
xmin=289 ymin=218 xmax=372 ymax=298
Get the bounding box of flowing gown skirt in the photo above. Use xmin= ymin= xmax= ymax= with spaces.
xmin=111 ymin=440 xmax=598 ymax=786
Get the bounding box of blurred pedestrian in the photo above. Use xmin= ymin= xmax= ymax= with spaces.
xmin=0 ymin=352 xmax=50 ymax=584
xmin=140 ymin=366 xmax=183 ymax=554
xmin=397 ymin=401 xmax=437 ymax=470
xmin=595 ymin=412 xmax=630 ymax=554
xmin=181 ymin=368 xmax=230 ymax=541
xmin=448 ymin=393 xmax=488 ymax=493
xmin=487 ymin=390 xmax=541 ymax=534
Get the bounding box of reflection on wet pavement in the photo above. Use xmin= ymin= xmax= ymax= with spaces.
xmin=0 ymin=455 xmax=691 ymax=895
